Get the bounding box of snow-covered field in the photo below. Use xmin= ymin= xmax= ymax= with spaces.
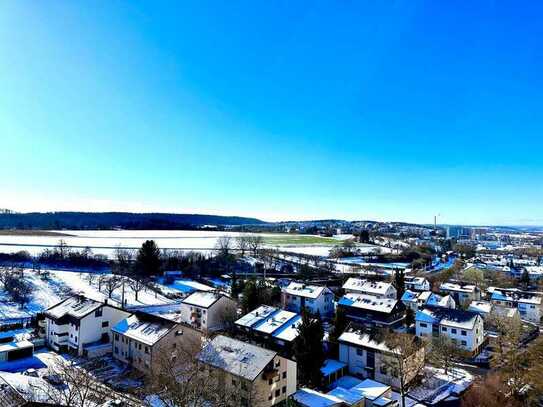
xmin=0 ymin=268 xmax=172 ymax=322
xmin=0 ymin=230 xmax=353 ymax=258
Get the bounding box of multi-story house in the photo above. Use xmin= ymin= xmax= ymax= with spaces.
xmin=180 ymin=291 xmax=237 ymax=332
xmin=44 ymin=295 xmax=130 ymax=357
xmin=415 ymin=307 xmax=484 ymax=355
xmin=404 ymin=276 xmax=431 ymax=292
xmin=338 ymin=325 xmax=425 ymax=390
xmin=282 ymin=282 xmax=334 ymax=317
xmin=342 ymin=278 xmax=397 ymax=299
xmin=337 ymin=293 xmax=405 ymax=328
xmin=112 ymin=311 xmax=202 ymax=375
xmin=235 ymin=305 xmax=301 ymax=349
xmin=439 ymin=283 xmax=480 ymax=307
xmin=489 ymin=288 xmax=542 ymax=323
xmin=198 ymin=335 xmax=297 ymax=407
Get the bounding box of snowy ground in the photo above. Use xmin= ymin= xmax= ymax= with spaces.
xmin=0 ymin=229 xmax=354 ymax=258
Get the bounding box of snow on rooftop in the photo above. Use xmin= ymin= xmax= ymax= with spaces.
xmin=182 ymin=291 xmax=221 ymax=308
xmin=235 ymin=305 xmax=277 ymax=328
xmin=198 ymin=335 xmax=276 ymax=381
xmin=130 ymin=302 xmax=184 ymax=322
xmin=338 ymin=293 xmax=397 ymax=313
xmin=321 ymin=359 xmax=347 ymax=376
xmin=440 ymin=283 xmax=477 ymax=293
xmin=338 ymin=330 xmax=393 ymax=353
xmin=293 ymin=388 xmax=344 ymax=407
xmin=283 ymin=282 xmax=326 ymax=299
xmin=0 ymin=340 xmax=33 ymax=354
xmin=417 ymin=307 xmax=480 ymax=330
xmin=468 ymin=301 xmax=493 ymax=315
xmin=327 ymin=386 xmax=364 ymax=405
xmin=352 ymin=378 xmax=390 ymax=400
xmin=342 ymin=278 xmax=393 ymax=296
xmin=236 ymin=306 xmax=301 ymax=342
xmin=45 ymin=295 xmax=102 ymax=320
xmin=254 ymin=310 xmax=298 ymax=335
xmin=0 ymin=371 xmax=61 ymax=405
xmin=112 ymin=314 xmax=174 ymax=346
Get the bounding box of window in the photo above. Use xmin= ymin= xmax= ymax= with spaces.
xmin=380 ymin=365 xmax=387 ymax=374
xmin=282 ymin=386 xmax=286 ymax=394
xmin=275 ymin=359 xmax=280 ymax=367
xmin=419 ymin=323 xmax=427 ymax=328
xmin=461 ymin=330 xmax=467 ymax=336
xmin=268 ymin=393 xmax=273 ymax=401
xmin=145 ymin=346 xmax=149 ymax=354
xmin=274 ymin=375 xmax=280 ymax=383
xmin=102 ymin=321 xmax=109 ymax=328
xmin=356 ymin=348 xmax=363 ymax=356
xmin=441 ymin=327 xmax=447 ymax=332
xmin=114 ymin=347 xmax=118 ymax=354
xmin=95 ymin=309 xmax=103 ymax=318
xmin=268 ymin=379 xmax=272 ymax=385
xmin=275 ymin=389 xmax=280 ymax=397
xmin=114 ymin=334 xmax=119 ymax=341
xmin=172 ymin=343 xmax=177 ymax=349
xmin=232 ymin=379 xmax=237 ymax=386
xmin=451 ymin=328 xmax=457 ymax=334
xmin=282 ymin=372 xmax=287 ymax=379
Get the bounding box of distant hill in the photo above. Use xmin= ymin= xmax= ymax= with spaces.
xmin=0 ymin=212 xmax=264 ymax=230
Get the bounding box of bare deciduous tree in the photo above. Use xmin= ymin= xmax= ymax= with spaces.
xmin=215 ymin=235 xmax=233 ymax=256
xmin=235 ymin=234 xmax=250 ymax=256
xmin=103 ymin=275 xmax=123 ymax=299
xmin=427 ymin=336 xmax=467 ymax=375
xmin=247 ymin=235 xmax=264 ymax=255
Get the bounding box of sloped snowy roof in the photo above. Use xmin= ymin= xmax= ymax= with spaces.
xmin=351 ymin=378 xmax=390 ymax=400
xmin=0 ymin=371 xmax=64 ymax=405
xmin=182 ymin=291 xmax=222 ymax=309
xmin=338 ymin=330 xmax=394 ymax=353
xmin=401 ymin=290 xmax=417 ymax=302
xmin=338 ymin=293 xmax=397 ymax=314
xmin=321 ymin=359 xmax=347 ymax=376
xmin=468 ymin=301 xmax=492 ymax=315
xmin=342 ymin=278 xmax=394 ymax=296
xmin=130 ymin=302 xmax=184 ymax=322
xmin=440 ymin=283 xmax=477 ymax=294
xmin=0 ymin=340 xmax=33 ymax=354
xmin=283 ymin=282 xmax=327 ymax=299
xmin=235 ymin=305 xmax=277 ymax=328
xmin=198 ymin=335 xmax=276 ymax=381
xmin=112 ymin=313 xmax=175 ymax=346
xmin=327 ymin=386 xmax=365 ymax=405
xmin=45 ymin=295 xmax=102 ymax=320
xmin=417 ymin=307 xmax=480 ymax=330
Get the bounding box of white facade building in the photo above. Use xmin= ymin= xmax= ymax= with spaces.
xmin=282 ymin=282 xmax=334 ymax=317
xmin=180 ymin=291 xmax=237 ymax=332
xmin=415 ymin=307 xmax=484 ymax=355
xmin=404 ymin=277 xmax=431 ymax=292
xmin=44 ymin=295 xmax=130 ymax=357
xmin=342 ymin=278 xmax=397 ymax=299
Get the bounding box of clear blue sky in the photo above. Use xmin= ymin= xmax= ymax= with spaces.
xmin=1 ymin=1 xmax=542 ymax=225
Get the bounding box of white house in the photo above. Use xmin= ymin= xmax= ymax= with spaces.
xmin=342 ymin=278 xmax=397 ymax=299
xmin=337 ymin=293 xmax=405 ymax=328
xmin=467 ymin=300 xmax=493 ymax=319
xmin=338 ymin=325 xmax=425 ymax=390
xmin=282 ymin=282 xmax=334 ymax=317
xmin=415 ymin=307 xmax=484 ymax=355
xmin=404 ymin=276 xmax=431 ymax=292
xmin=180 ymin=291 xmax=237 ymax=332
xmin=489 ymin=288 xmax=542 ymax=324
xmin=44 ymin=295 xmax=131 ymax=357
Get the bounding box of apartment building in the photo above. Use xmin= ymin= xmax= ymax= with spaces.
xmin=401 ymin=290 xmax=455 ymax=312
xmin=198 ymin=335 xmax=297 ymax=407
xmin=112 ymin=311 xmax=202 ymax=375
xmin=415 ymin=307 xmax=484 ymax=355
xmin=180 ymin=291 xmax=237 ymax=332
xmin=338 ymin=325 xmax=425 ymax=390
xmin=342 ymin=278 xmax=397 ymax=299
xmin=44 ymin=295 xmax=130 ymax=357
xmin=282 ymin=282 xmax=334 ymax=317
xmin=337 ymin=293 xmax=405 ymax=328
xmin=404 ymin=276 xmax=431 ymax=292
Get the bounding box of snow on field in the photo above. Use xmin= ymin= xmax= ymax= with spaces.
xmin=0 ymin=230 xmax=354 ymax=258
xmin=0 ymin=270 xmax=65 ymax=322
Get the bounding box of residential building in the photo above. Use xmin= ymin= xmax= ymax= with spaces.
xmin=404 ymin=276 xmax=431 ymax=292
xmin=112 ymin=311 xmax=202 ymax=375
xmin=282 ymin=282 xmax=334 ymax=317
xmin=293 ymin=378 xmax=397 ymax=407
xmin=44 ymin=295 xmax=130 ymax=357
xmin=415 ymin=307 xmax=484 ymax=355
xmin=235 ymin=305 xmax=301 ymax=348
xmin=337 ymin=293 xmax=405 ymax=328
xmin=180 ymin=291 xmax=237 ymax=332
xmin=198 ymin=335 xmax=297 ymax=407
xmin=439 ymin=283 xmax=480 ymax=307
xmin=338 ymin=325 xmax=425 ymax=390
xmin=401 ymin=290 xmax=455 ymax=312
xmin=467 ymin=301 xmax=493 ymax=319
xmin=0 ymin=371 xmax=65 ymax=406
xmin=489 ymin=288 xmax=542 ymax=323
xmin=342 ymin=278 xmax=397 ymax=299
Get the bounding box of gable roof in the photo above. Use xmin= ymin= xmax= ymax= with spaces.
xmin=416 ymin=306 xmax=480 ymax=330
xmin=338 ymin=293 xmax=398 ymax=314
xmin=283 ymin=282 xmax=328 ymax=299
xmin=235 ymin=305 xmax=301 ymax=343
xmin=182 ymin=291 xmax=224 ymax=309
xmin=198 ymin=335 xmax=277 ymax=381
xmin=342 ymin=278 xmax=395 ymax=296
xmin=45 ymin=295 xmax=103 ymax=320
xmin=112 ymin=312 xmax=176 ymax=346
